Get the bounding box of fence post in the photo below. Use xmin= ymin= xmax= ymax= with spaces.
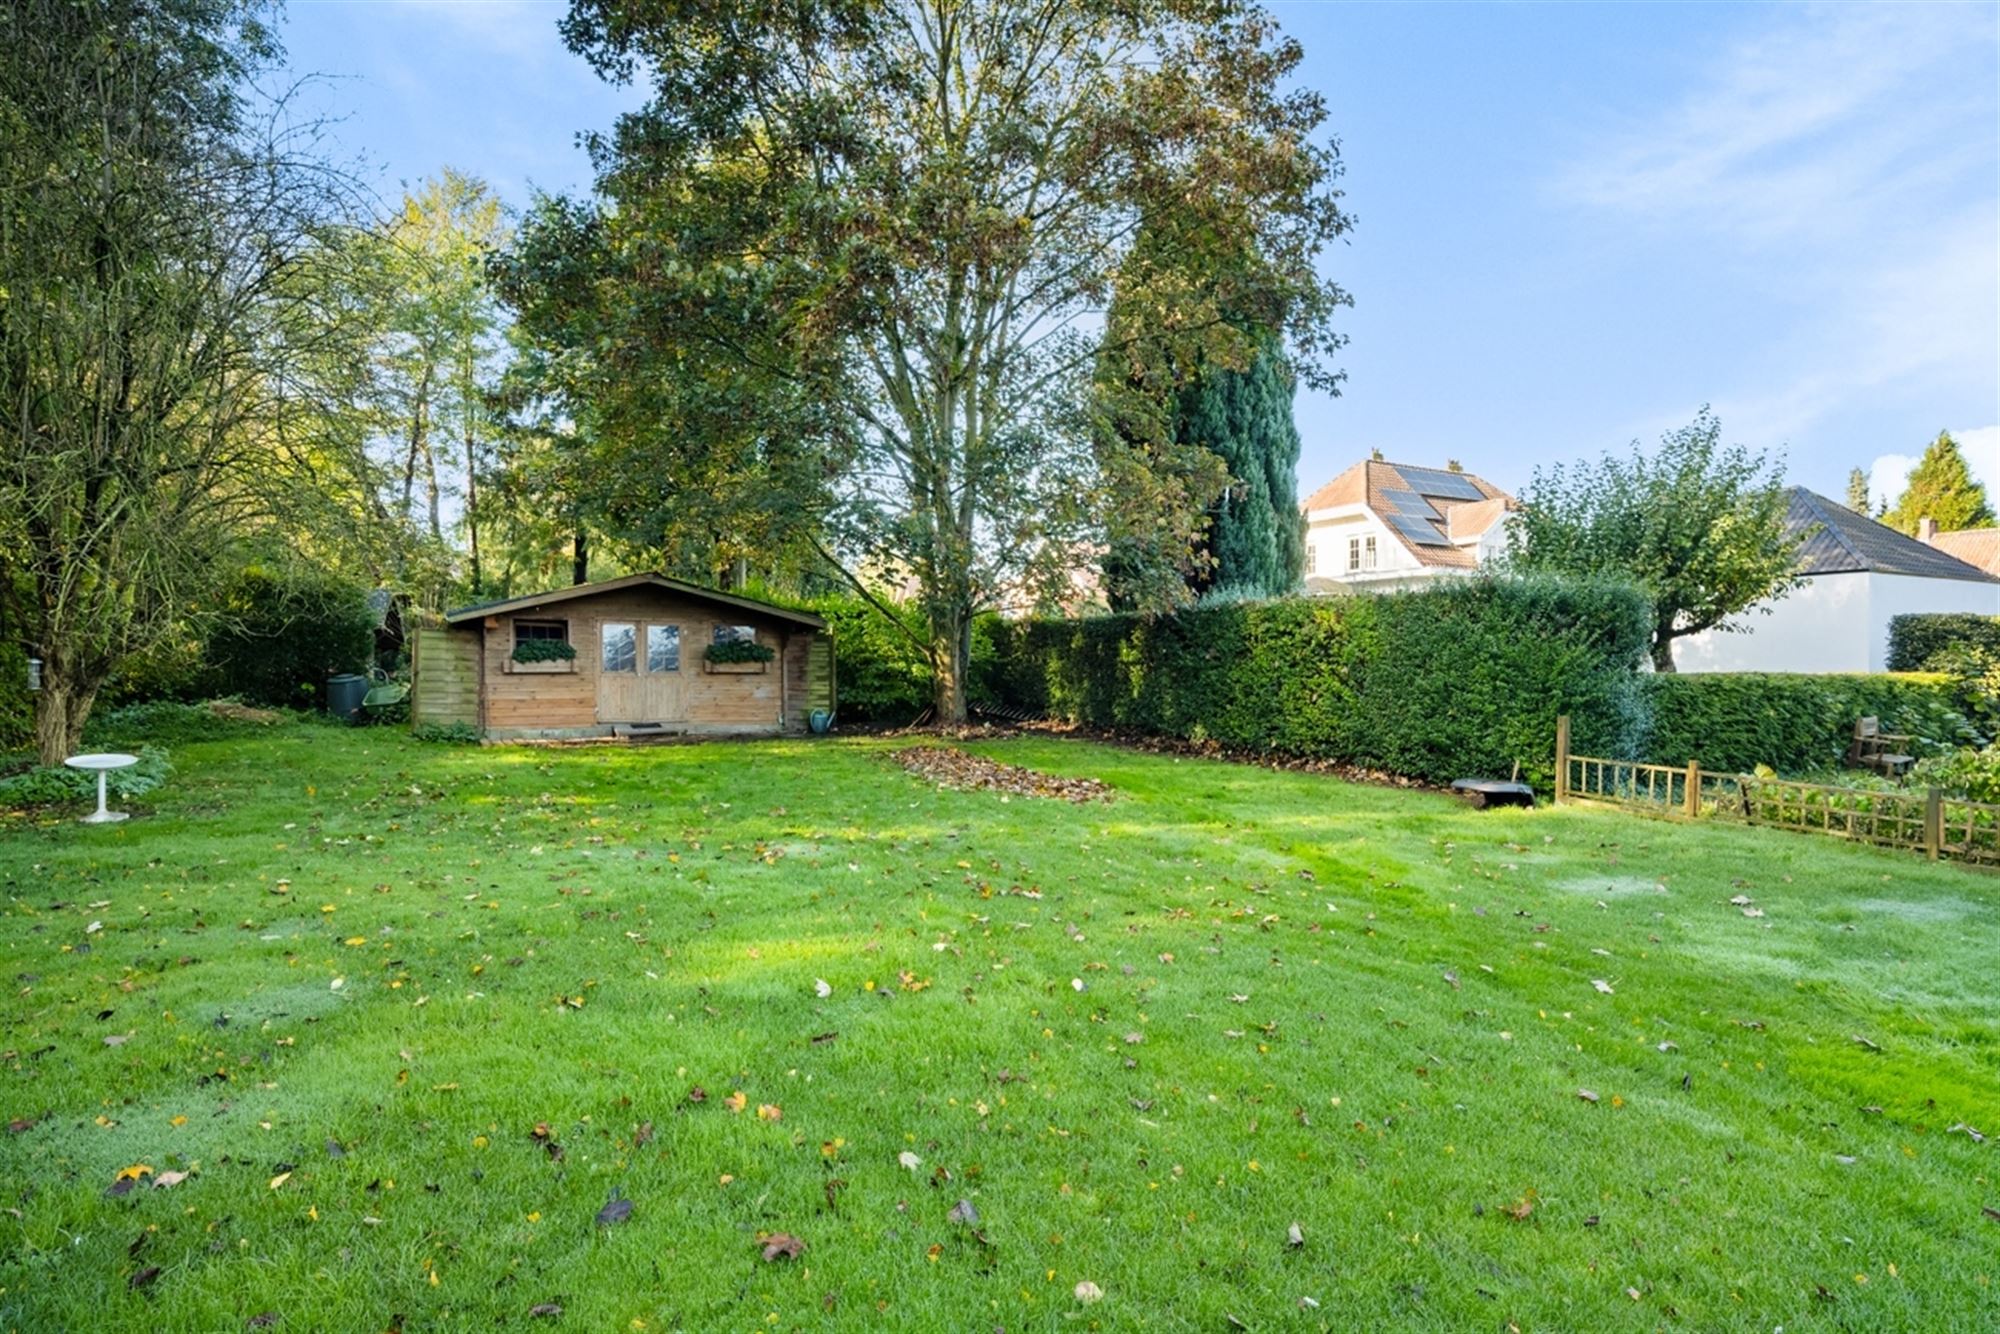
xmin=1925 ymin=787 xmax=1942 ymax=860
xmin=1554 ymin=715 xmax=1570 ymax=805
xmin=1684 ymin=761 xmax=1700 ymax=818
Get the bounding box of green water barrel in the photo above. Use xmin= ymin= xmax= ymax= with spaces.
xmin=326 ymin=673 xmax=367 ymax=724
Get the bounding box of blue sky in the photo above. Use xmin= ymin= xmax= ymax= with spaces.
xmin=283 ymin=1 xmax=1999 ymax=505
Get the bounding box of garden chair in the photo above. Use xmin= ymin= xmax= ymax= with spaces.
xmin=1848 ymin=717 xmax=1914 ymax=777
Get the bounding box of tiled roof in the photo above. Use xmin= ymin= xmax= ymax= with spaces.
xmin=1301 ymin=459 xmax=1515 ymax=568
xmin=1788 ymin=489 xmax=1999 ymax=582
xmin=1926 ymin=527 xmax=2000 ymax=577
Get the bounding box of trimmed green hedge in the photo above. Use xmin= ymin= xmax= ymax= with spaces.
xmin=990 ymin=576 xmax=1652 ymax=787
xmin=1887 ymin=613 xmax=2000 ymax=672
xmin=1640 ymin=672 xmax=1983 ymax=774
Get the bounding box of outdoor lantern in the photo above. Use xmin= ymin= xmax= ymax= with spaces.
xmin=26 ymin=657 xmax=41 ymax=692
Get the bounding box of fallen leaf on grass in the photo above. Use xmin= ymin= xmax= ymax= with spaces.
xmin=153 ymin=1170 xmax=190 ymax=1189
xmin=529 ymin=1303 xmax=563 ymax=1318
xmin=1577 ymin=1089 xmax=1600 ymax=1104
xmin=1074 ymin=1280 xmax=1104 ymax=1304
xmin=756 ymin=1103 xmax=782 ymax=1122
xmin=948 ymin=1199 xmax=980 ymax=1226
xmin=814 ymin=979 xmax=832 ymax=999
xmin=129 ymin=1266 xmax=160 ymax=1289
xmin=1286 ymin=1222 xmax=1305 ymax=1249
xmin=1852 ymin=1034 xmax=1881 ymax=1052
xmin=722 ymin=1091 xmax=747 ymax=1114
xmin=268 ymin=1172 xmax=291 ymax=1190
xmin=1590 ymin=979 xmax=1614 ymax=995
xmin=245 ymin=1313 xmax=278 ymax=1328
xmin=760 ymin=1233 xmax=805 ymax=1261
xmin=595 ymin=1195 xmax=633 ymax=1227
xmin=898 ymin=1151 xmax=922 ymax=1171
xmin=104 ymin=1033 xmax=133 ymax=1047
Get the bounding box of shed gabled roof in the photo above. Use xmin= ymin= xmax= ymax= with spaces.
xmin=1788 ymin=489 xmax=1999 ymax=583
xmin=1299 ymin=458 xmax=1516 ymax=568
xmin=445 ymin=573 xmax=829 ymax=628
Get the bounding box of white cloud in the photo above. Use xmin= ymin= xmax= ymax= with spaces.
xmin=1868 ymin=425 xmax=2000 ymax=516
xmin=1557 ymin=3 xmax=1999 ymax=456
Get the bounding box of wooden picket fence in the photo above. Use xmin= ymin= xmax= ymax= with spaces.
xmin=1552 ymin=715 xmax=2000 ymax=867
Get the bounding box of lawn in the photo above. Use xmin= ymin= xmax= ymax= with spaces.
xmin=1 ymin=722 xmax=1996 ymax=1332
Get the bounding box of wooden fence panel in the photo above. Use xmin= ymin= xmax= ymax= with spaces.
xmin=412 ymin=626 xmax=480 ymax=728
xmin=1552 ymin=715 xmax=2000 ymax=869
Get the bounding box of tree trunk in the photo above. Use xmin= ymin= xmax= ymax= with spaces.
xmin=1651 ymin=624 xmax=1678 ymax=674
xmin=572 ymin=529 xmax=589 ymax=585
xmin=930 ymin=605 xmax=972 ymax=725
xmin=464 ymin=414 xmax=481 ymax=591
xmin=33 ymin=663 xmax=100 ymax=768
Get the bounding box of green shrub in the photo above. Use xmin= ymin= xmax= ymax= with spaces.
xmin=510 ymin=639 xmax=577 ymax=664
xmin=1911 ymin=747 xmax=2000 ymax=804
xmin=990 ymin=575 xmax=1652 ymax=787
xmin=0 ymin=642 xmax=29 ymax=751
xmin=1887 ymin=613 xmax=2000 ymax=672
xmin=1641 ymin=672 xmax=1983 ymax=774
xmin=411 ymin=720 xmax=482 ymax=744
xmin=797 ymin=594 xmax=1007 ymax=725
xmin=203 ymin=564 xmax=375 ymax=708
xmin=705 ymin=639 xmax=777 ymax=664
xmin=84 ymin=699 xmax=252 ymax=747
xmin=0 ymin=744 xmax=172 ymax=809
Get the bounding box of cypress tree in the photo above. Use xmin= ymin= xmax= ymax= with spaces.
xmin=1882 ymin=431 xmax=1994 ymax=534
xmin=1179 ymin=334 xmax=1306 ymax=598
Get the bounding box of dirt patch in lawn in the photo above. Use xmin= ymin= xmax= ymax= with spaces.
xmin=893 ymin=745 xmax=1112 ymax=803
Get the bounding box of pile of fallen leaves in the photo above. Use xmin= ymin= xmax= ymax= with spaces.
xmin=892 ymin=745 xmax=1112 ymax=803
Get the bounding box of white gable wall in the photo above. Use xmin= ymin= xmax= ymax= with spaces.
xmin=1672 ymin=572 xmax=2000 ymax=673
xmin=1303 ymin=506 xmax=1435 ymax=586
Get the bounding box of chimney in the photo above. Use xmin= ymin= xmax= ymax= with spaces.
xmin=1918 ymin=517 xmax=1939 ymax=542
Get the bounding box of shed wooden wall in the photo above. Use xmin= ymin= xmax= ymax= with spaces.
xmin=468 ymin=585 xmax=825 ymax=737
xmin=410 ymin=626 xmax=480 ymax=728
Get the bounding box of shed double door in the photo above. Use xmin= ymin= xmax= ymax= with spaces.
xmin=596 ymin=619 xmax=686 ymax=724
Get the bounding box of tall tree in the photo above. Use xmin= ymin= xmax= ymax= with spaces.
xmin=549 ymin=0 xmax=1352 ymax=721
xmin=1180 ymin=336 xmax=1305 ymax=598
xmin=1846 ymin=466 xmax=1871 ymax=514
xmin=1507 ymin=409 xmax=1800 ymax=673
xmin=1882 ymin=431 xmax=1993 ymax=536
xmin=0 ymin=0 xmax=349 ymax=762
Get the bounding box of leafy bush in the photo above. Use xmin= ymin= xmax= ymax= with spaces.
xmin=0 ymin=642 xmax=29 ymax=751
xmin=1911 ymin=747 xmax=2000 ymax=804
xmin=705 ymin=639 xmax=776 ymax=664
xmin=1641 ymin=672 xmax=1982 ymax=774
xmin=990 ymin=575 xmax=1653 ymax=787
xmin=1886 ymin=613 xmax=2000 ymax=672
xmin=808 ymin=595 xmax=931 ymax=723
xmin=510 ymin=639 xmax=576 ymax=664
xmin=0 ymin=744 xmax=172 ymax=809
xmin=84 ymin=699 xmax=258 ymax=747
xmin=203 ymin=563 xmax=375 ymax=708
xmin=411 ymin=720 xmax=482 ymax=744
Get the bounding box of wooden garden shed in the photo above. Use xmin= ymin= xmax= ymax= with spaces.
xmin=410 ymin=573 xmax=833 ymax=740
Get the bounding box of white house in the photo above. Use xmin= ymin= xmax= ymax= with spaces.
xmin=1298 ymin=458 xmax=1515 ymax=592
xmin=1672 ymin=488 xmax=2000 ymax=673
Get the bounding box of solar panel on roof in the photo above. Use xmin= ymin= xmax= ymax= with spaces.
xmin=1382 ymin=489 xmax=1440 ymax=519
xmin=1397 ymin=467 xmax=1485 ymax=501
xmin=1387 ymin=513 xmax=1451 ymax=547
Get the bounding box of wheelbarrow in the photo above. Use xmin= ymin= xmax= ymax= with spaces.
xmin=362 ymin=668 xmax=410 ymax=717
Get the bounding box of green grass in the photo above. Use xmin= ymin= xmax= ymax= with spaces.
xmin=2 ymin=722 xmax=1997 ymax=1331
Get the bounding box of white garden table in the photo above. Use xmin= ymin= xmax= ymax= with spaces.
xmin=64 ymin=752 xmax=138 ymax=824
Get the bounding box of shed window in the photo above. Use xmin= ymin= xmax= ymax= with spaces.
xmin=647 ymin=624 xmax=681 ymax=672
xmin=514 ymin=618 xmax=567 ymax=647
xmin=714 ymin=624 xmax=756 ymax=645
xmin=601 ymin=621 xmax=637 ymax=673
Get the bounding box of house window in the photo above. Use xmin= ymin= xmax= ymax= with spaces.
xmin=1305 ymin=543 xmax=1316 ymax=574
xmin=1348 ymin=537 xmax=1361 ymax=572
xmin=647 ymin=624 xmax=681 ymax=672
xmin=514 ymin=618 xmax=567 ymax=649
xmin=1364 ymin=536 xmax=1377 ymax=569
xmin=714 ymin=625 xmax=756 ymax=645
xmin=601 ymin=621 xmax=637 ymax=673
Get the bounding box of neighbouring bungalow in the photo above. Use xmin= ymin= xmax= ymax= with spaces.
xmin=409 ymin=573 xmax=834 ymax=740
xmin=1672 ymin=489 xmax=2000 ymax=673
xmin=1297 ymin=458 xmax=1515 ymax=593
